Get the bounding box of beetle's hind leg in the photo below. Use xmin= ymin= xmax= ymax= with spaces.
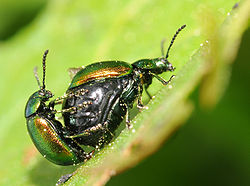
xmin=137 ymin=97 xmax=144 ymax=109
xmin=64 ymin=125 xmax=103 ymax=138
xmin=123 ymin=103 xmax=131 ymax=129
xmin=161 ymin=75 xmax=175 ymax=85
xmin=65 ymin=123 xmax=114 ymax=150
xmin=64 ymin=121 xmax=109 ymax=139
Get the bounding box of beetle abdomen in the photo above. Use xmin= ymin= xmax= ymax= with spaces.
xmin=62 ymin=75 xmax=138 ymax=147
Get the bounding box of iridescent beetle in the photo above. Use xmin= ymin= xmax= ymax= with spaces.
xmin=25 ymin=25 xmax=186 ymax=165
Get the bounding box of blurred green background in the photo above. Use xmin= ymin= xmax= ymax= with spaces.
xmin=0 ymin=0 xmax=249 ymax=185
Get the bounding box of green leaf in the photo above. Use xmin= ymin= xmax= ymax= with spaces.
xmin=0 ymin=0 xmax=249 ymax=185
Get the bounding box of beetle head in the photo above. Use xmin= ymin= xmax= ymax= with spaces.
xmin=159 ymin=24 xmax=186 ymax=73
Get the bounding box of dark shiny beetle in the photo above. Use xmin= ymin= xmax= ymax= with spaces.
xmin=25 ymin=25 xmax=186 ymax=165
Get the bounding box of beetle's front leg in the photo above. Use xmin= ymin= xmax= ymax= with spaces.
xmin=51 ymin=89 xmax=89 ymax=107
xmin=53 ymin=100 xmax=92 ymax=115
xmin=65 ymin=122 xmax=106 ymax=139
xmin=50 ymin=94 xmax=69 ymax=106
xmin=150 ymin=72 xmax=175 ymax=85
xmin=64 ymin=130 xmax=92 ymax=138
xmin=48 ymin=95 xmax=67 ymax=113
xmin=162 ymin=75 xmax=175 ymax=85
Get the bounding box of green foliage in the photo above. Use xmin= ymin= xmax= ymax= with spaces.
xmin=0 ymin=0 xmax=47 ymax=40
xmin=0 ymin=0 xmax=249 ymax=185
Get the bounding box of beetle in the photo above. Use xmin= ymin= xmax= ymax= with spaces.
xmin=25 ymin=25 xmax=186 ymax=166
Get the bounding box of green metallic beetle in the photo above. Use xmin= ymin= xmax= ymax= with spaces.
xmin=25 ymin=25 xmax=186 ymax=166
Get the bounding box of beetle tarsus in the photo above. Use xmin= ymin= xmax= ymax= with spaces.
xmin=162 ymin=75 xmax=175 ymax=85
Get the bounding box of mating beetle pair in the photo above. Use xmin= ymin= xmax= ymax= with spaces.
xmin=25 ymin=25 xmax=186 ymax=165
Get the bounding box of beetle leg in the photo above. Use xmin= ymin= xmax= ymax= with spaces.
xmin=71 ymin=89 xmax=88 ymax=98
xmin=52 ymin=94 xmax=71 ymax=105
xmin=51 ymin=89 xmax=88 ymax=106
xmin=55 ymin=107 xmax=77 ymax=114
xmin=137 ymin=84 xmax=145 ymax=110
xmin=54 ymin=100 xmax=92 ymax=114
xmin=65 ymin=122 xmax=115 ymax=141
xmin=149 ymin=72 xmax=175 ymax=85
xmin=124 ymin=103 xmax=131 ymax=128
xmin=137 ymin=98 xmax=144 ymax=109
xmin=162 ymin=75 xmax=175 ymax=85
xmin=65 ymin=131 xmax=91 ymax=138
xmin=65 ymin=123 xmax=104 ymax=138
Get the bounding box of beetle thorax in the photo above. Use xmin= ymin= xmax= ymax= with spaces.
xmin=132 ymin=57 xmax=174 ymax=75
xmin=25 ymin=90 xmax=54 ymax=118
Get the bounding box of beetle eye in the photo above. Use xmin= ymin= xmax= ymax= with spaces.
xmin=45 ymin=90 xmax=53 ymax=98
xmin=167 ymin=62 xmax=175 ymax=71
xmin=160 ymin=58 xmax=166 ymax=63
xmin=38 ymin=90 xmax=53 ymax=99
xmin=38 ymin=91 xmax=45 ymax=96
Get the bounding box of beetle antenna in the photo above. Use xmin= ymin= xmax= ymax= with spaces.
xmin=42 ymin=49 xmax=49 ymax=91
xmin=165 ymin=24 xmax=186 ymax=59
xmin=161 ymin=38 xmax=166 ymax=57
xmin=33 ymin=66 xmax=42 ymax=89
